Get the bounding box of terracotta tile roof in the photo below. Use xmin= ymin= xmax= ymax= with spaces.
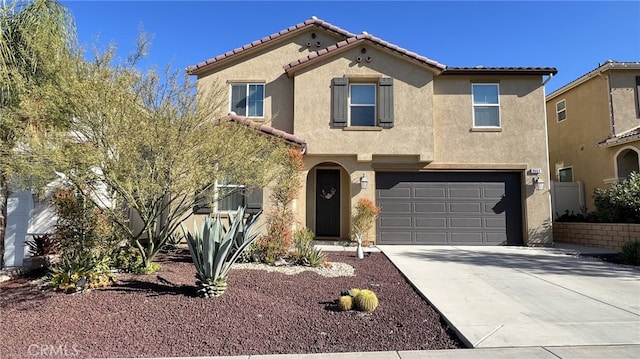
xmin=598 ymin=126 xmax=640 ymax=148
xmin=443 ymin=67 xmax=558 ymax=76
xmin=548 ymin=60 xmax=640 ymax=100
xmin=219 ymin=113 xmax=307 ymax=150
xmin=187 ymin=17 xmax=356 ymax=75
xmin=284 ymin=33 xmax=446 ymax=76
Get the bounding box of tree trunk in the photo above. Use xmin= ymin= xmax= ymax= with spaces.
xmin=0 ymin=174 xmax=9 ymax=269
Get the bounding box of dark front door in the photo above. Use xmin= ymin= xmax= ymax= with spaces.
xmin=316 ymin=169 xmax=341 ymax=237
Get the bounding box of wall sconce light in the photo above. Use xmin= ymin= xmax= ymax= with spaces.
xmin=360 ymin=173 xmax=369 ymax=190
xmin=533 ymin=176 xmax=545 ymax=191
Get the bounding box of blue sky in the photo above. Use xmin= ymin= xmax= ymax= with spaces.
xmin=61 ymin=1 xmax=640 ymax=93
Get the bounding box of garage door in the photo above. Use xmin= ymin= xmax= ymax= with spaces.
xmin=376 ymin=172 xmax=523 ymax=245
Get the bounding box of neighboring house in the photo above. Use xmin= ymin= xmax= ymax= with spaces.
xmin=546 ymin=61 xmax=640 ymax=213
xmin=187 ymin=17 xmax=557 ymax=246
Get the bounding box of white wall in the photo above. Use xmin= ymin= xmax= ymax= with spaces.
xmin=4 ymin=191 xmax=34 ymax=267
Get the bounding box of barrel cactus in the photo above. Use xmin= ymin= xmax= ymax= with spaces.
xmin=354 ymin=289 xmax=378 ymax=312
xmin=338 ymin=295 xmax=353 ymax=311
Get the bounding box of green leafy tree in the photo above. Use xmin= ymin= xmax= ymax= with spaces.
xmin=0 ymin=0 xmax=76 ymax=268
xmin=29 ymin=43 xmax=290 ymax=271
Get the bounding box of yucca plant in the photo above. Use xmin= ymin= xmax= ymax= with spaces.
xmin=182 ymin=206 xmax=262 ymax=298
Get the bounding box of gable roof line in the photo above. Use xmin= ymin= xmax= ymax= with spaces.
xmin=187 ymin=17 xmax=356 ymax=75
xmin=547 ymin=60 xmax=640 ymax=100
xmin=442 ymin=67 xmax=558 ymax=76
xmin=220 ymin=113 xmax=307 ymax=150
xmin=283 ymin=33 xmax=446 ymax=77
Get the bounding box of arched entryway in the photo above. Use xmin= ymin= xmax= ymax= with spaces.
xmin=305 ymin=163 xmax=350 ymax=239
xmin=616 ymin=147 xmax=640 ymax=180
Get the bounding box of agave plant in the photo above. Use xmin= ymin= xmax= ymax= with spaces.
xmin=182 ymin=206 xmax=262 ymax=298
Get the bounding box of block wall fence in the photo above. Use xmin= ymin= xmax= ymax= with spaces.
xmin=553 ymin=222 xmax=640 ymax=251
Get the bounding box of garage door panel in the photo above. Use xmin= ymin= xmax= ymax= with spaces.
xmin=379 ymin=216 xmax=412 ymax=227
xmin=415 ymin=202 xmax=447 ymax=213
xmin=415 ymin=232 xmax=448 ymax=244
xmin=379 ymin=231 xmax=412 ymax=243
xmin=486 ymin=217 xmax=506 ymax=228
xmin=449 ymin=187 xmax=482 ymax=198
xmin=376 ymin=172 xmax=523 ymax=245
xmin=450 ymin=217 xmax=483 ymax=228
xmin=450 ymin=232 xmax=484 ymax=243
xmin=415 ymin=217 xmax=447 ymax=228
xmin=378 ymin=187 xmax=412 ymax=199
xmin=414 ymin=187 xmax=447 ymax=199
xmin=380 ymin=202 xmax=412 ymax=212
xmin=449 ymin=202 xmax=482 ymax=213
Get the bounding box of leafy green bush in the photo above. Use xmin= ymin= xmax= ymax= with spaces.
xmin=593 ymin=172 xmax=640 ymax=223
xmin=620 ymin=240 xmax=640 ymax=266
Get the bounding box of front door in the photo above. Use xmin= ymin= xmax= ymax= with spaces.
xmin=315 ymin=169 xmax=341 ymax=237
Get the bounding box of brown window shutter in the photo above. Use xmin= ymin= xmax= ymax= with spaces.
xmin=378 ymin=77 xmax=394 ymax=128
xmin=332 ymin=77 xmax=348 ymax=127
xmin=245 ymin=187 xmax=263 ymax=215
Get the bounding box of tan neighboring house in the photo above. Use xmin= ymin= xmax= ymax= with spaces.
xmin=546 ymin=61 xmax=640 ymax=212
xmin=187 ymin=17 xmax=557 ymax=246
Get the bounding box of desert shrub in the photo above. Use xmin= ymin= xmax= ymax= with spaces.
xmin=25 ymin=233 xmax=59 ymax=257
xmin=49 ymin=253 xmax=114 ymax=292
xmin=555 ymin=209 xmax=597 ymax=223
xmin=620 ymin=240 xmax=640 ymax=266
xmin=351 ymin=198 xmax=380 ymax=244
xmin=290 ymin=227 xmax=326 ymax=267
xmin=253 ymin=148 xmax=304 ymax=264
xmin=593 ymin=172 xmax=640 ymax=223
xmin=48 ymin=186 xmax=119 ymax=291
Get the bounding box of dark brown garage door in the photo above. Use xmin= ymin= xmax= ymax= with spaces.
xmin=376 ymin=172 xmax=523 ymax=245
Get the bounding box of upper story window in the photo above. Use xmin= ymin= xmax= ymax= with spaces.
xmin=331 ymin=77 xmax=394 ymax=128
xmin=349 ymin=84 xmax=376 ymax=126
xmin=558 ymin=167 xmax=573 ymax=182
xmin=556 ymin=99 xmax=567 ymax=122
xmin=230 ymin=83 xmax=264 ymax=118
xmin=472 ymin=83 xmax=500 ymax=127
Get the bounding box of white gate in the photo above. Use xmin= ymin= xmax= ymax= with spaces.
xmin=550 ymin=181 xmax=585 ymax=220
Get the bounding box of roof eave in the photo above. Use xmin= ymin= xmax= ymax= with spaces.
xmin=547 ymin=61 xmax=640 ymax=100
xmin=442 ymin=68 xmax=558 ymax=76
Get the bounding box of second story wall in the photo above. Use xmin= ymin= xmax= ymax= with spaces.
xmin=195 ymin=29 xmax=346 ymax=133
xmin=434 ymin=76 xmax=548 ymax=166
xmin=610 ymin=70 xmax=640 ymax=135
xmin=291 ymin=45 xmax=436 ymax=161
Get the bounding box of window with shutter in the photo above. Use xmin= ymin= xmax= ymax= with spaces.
xmin=193 ymin=182 xmax=263 ymax=214
xmin=331 ymin=77 xmax=394 ymax=128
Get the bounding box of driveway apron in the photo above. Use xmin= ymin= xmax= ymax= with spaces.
xmin=377 ymin=245 xmax=640 ymax=348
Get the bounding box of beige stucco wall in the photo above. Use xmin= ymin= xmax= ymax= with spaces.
xmin=610 ymin=70 xmax=640 ymax=134
xmin=195 ymin=29 xmax=346 ymax=133
xmin=433 ymin=75 xmax=553 ymax=245
xmin=546 ymin=71 xmax=640 ymax=211
xmin=546 ymin=75 xmax=612 ymax=211
xmin=291 ymin=45 xmax=435 ymax=161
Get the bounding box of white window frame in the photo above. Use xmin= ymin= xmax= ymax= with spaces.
xmin=472 ymin=83 xmax=501 ymax=128
xmin=214 ymin=180 xmax=246 ymax=213
xmin=229 ymin=83 xmax=265 ymax=118
xmin=556 ymin=99 xmax=567 ymax=122
xmin=558 ymin=167 xmax=573 ymax=182
xmin=348 ymin=83 xmax=377 ymax=127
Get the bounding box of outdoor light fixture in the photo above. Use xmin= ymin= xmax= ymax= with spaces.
xmin=360 ymin=173 xmax=369 ymax=190
xmin=533 ymin=176 xmax=545 ymax=191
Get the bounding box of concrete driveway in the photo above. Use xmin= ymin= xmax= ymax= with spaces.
xmin=377 ymin=245 xmax=640 ymax=348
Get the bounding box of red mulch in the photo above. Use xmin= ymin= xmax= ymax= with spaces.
xmin=0 ymin=251 xmax=462 ymax=358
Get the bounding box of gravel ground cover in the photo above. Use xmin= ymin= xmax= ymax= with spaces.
xmin=0 ymin=250 xmax=462 ymax=358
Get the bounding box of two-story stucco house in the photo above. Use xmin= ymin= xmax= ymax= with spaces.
xmin=187 ymin=17 xmax=557 ymax=246
xmin=546 ymin=61 xmax=640 ymax=212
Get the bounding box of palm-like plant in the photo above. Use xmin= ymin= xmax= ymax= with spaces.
xmin=182 ymin=206 xmax=262 ymax=298
xmin=0 ymin=0 xmax=76 ymax=268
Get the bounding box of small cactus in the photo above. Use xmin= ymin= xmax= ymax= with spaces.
xmin=349 ymin=288 xmax=361 ymax=297
xmin=337 ymin=295 xmax=353 ymax=311
xmin=354 ymin=289 xmax=378 ymax=312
